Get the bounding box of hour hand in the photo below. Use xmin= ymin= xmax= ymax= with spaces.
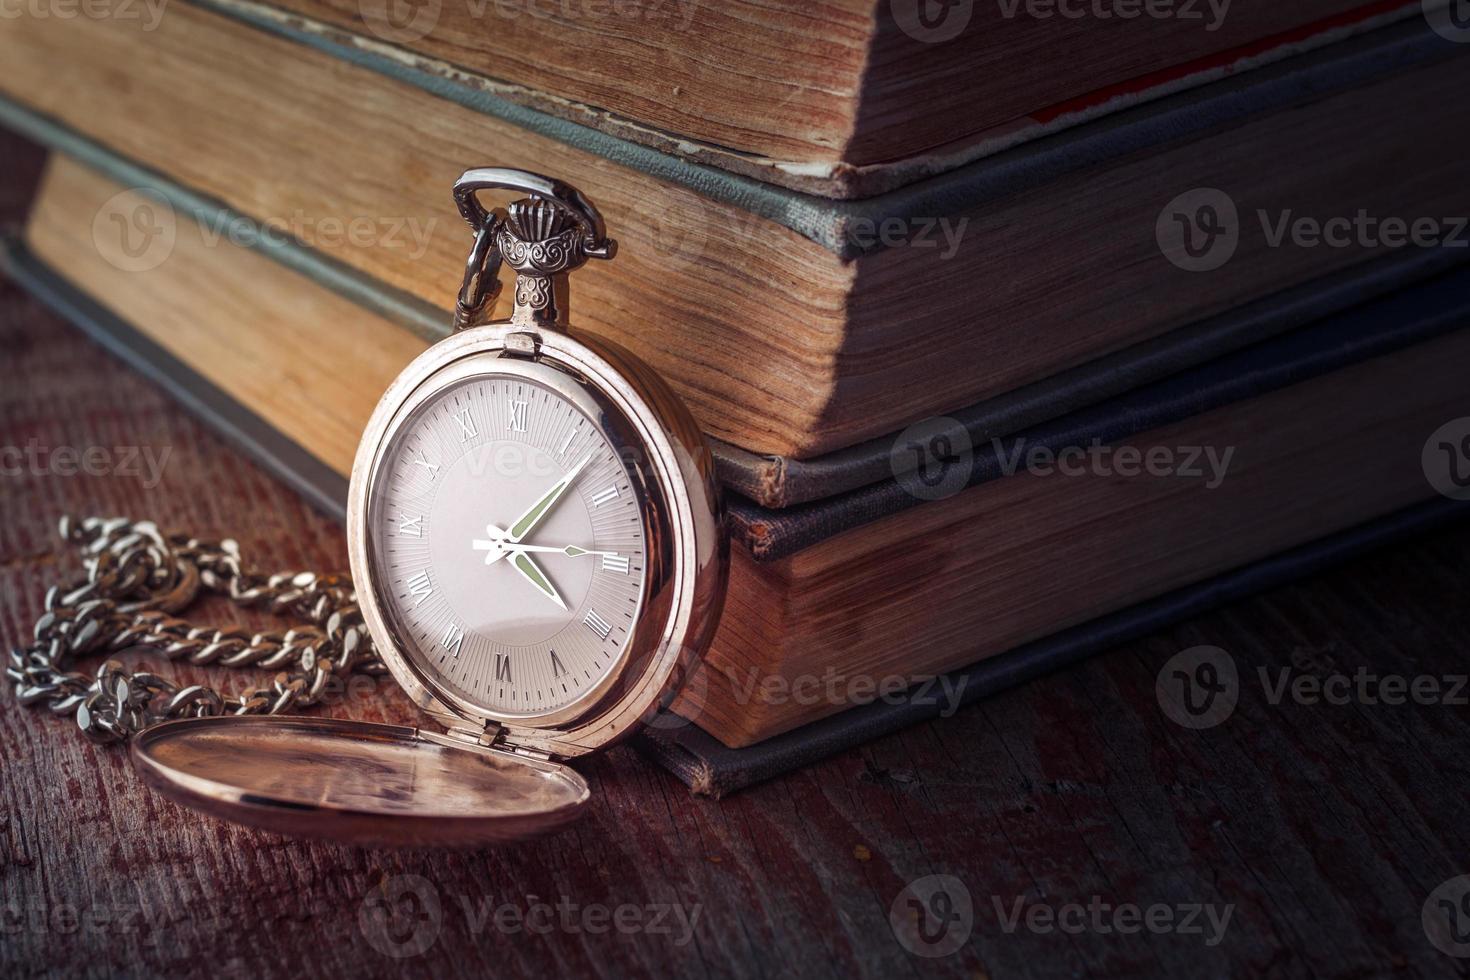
xmin=507 ymin=551 xmax=567 ymax=610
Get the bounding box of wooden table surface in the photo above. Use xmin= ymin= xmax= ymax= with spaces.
xmin=4 ymin=167 xmax=1470 ymax=980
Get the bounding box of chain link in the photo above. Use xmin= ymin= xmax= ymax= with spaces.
xmin=5 ymin=516 xmax=387 ymax=743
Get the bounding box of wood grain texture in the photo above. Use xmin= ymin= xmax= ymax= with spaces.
xmin=5 ymin=171 xmax=1470 ymax=979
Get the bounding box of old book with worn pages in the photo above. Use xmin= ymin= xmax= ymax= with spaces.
xmin=4 ymin=3 xmax=1469 ymax=789
xmin=0 ymin=8 xmax=1465 ymax=461
xmin=9 ymin=152 xmax=1470 ymax=759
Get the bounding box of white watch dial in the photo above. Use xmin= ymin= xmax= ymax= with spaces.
xmin=368 ymin=374 xmax=647 ymax=718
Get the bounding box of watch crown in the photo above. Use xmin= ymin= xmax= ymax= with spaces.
xmin=504 ymin=198 xmax=577 ymax=243
xmin=495 ymin=197 xmax=590 ymax=282
xmin=451 ymin=169 xmax=616 ymax=331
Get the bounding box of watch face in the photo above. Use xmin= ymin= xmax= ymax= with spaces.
xmin=367 ymin=372 xmax=648 ymax=720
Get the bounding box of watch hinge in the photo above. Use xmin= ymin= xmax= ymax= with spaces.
xmin=427 ymin=719 xmax=556 ymax=762
xmin=488 ymin=726 xmax=554 ymax=762
xmin=437 ymin=720 xmax=498 ymax=748
xmin=501 ymin=331 xmax=542 ymax=359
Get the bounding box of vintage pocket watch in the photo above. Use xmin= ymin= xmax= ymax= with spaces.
xmin=115 ymin=169 xmax=729 ymax=845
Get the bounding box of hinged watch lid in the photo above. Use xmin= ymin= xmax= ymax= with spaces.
xmin=130 ymin=715 xmax=590 ymax=847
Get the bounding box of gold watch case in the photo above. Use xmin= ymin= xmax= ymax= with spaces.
xmin=129 ymin=170 xmax=728 ymax=847
xmin=348 ymin=321 xmax=728 ymax=759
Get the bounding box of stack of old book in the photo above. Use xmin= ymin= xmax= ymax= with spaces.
xmin=3 ymin=0 xmax=1468 ymax=793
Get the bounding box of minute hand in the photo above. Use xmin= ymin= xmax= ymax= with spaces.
xmin=498 ymin=542 xmax=620 ymax=558
xmin=506 ymin=454 xmax=592 ymax=543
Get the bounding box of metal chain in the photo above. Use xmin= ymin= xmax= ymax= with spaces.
xmin=5 ymin=516 xmax=387 ymax=743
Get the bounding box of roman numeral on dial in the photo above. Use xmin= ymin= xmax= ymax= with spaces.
xmin=591 ymin=486 xmax=620 ymax=507
xmin=601 ymin=553 xmax=630 ymax=574
xmin=406 ymin=569 xmax=433 ymax=604
xmin=550 ymin=650 xmax=567 ymax=678
xmin=495 ymin=653 xmax=512 ymax=683
xmin=398 ymin=514 xmax=423 ymax=537
xmin=583 ymin=608 xmax=613 ymax=640
xmin=508 ymin=399 xmax=528 ymax=432
xmin=440 ymin=622 xmax=464 ymax=657
xmin=454 ymin=408 xmax=477 ymax=440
